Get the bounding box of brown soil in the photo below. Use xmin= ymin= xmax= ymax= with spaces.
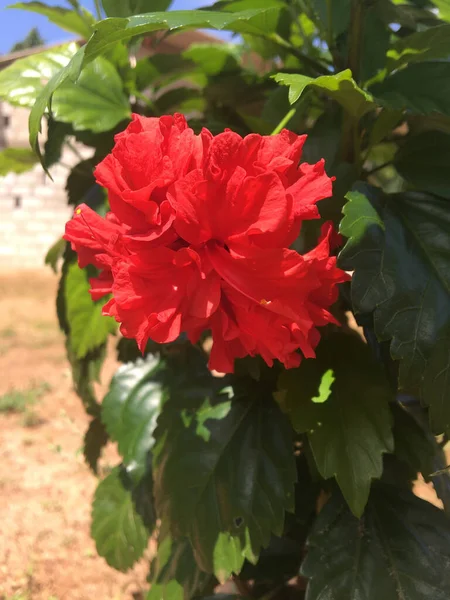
xmin=0 ymin=269 xmax=148 ymax=600
xmin=0 ymin=269 xmax=445 ymax=599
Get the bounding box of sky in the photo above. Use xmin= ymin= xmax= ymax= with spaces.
xmin=0 ymin=0 xmax=229 ymax=54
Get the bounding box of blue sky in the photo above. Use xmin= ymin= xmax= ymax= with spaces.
xmin=0 ymin=0 xmax=228 ymax=54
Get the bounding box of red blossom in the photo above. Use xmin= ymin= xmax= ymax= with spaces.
xmin=64 ymin=114 xmax=349 ymax=373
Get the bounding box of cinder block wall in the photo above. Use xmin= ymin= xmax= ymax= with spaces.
xmin=0 ymin=104 xmax=92 ymax=269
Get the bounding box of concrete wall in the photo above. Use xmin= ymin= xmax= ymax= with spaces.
xmin=0 ymin=103 xmax=91 ymax=269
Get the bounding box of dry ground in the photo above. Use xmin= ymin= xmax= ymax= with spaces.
xmin=0 ymin=269 xmax=445 ymax=600
xmin=0 ymin=270 xmax=148 ymax=600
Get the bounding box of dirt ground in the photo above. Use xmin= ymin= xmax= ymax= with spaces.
xmin=0 ymin=269 xmax=445 ymax=600
xmin=0 ymin=270 xmax=148 ymax=600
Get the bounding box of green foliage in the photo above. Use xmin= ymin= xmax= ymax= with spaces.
xmin=0 ymin=147 xmax=38 ymax=175
xmin=52 ymin=56 xmax=131 ymax=133
xmin=9 ymin=2 xmax=95 ymax=38
xmin=6 ymin=0 xmax=450 ymax=596
xmin=339 ymin=189 xmax=450 ymax=413
xmin=64 ymin=262 xmax=117 ymax=359
xmin=102 ymin=356 xmax=164 ymax=481
xmin=273 ymin=69 xmax=376 ymax=118
xmin=277 ymin=334 xmax=394 ymax=517
xmin=91 ymin=464 xmax=155 ymax=570
xmin=302 ymin=484 xmax=450 ymax=599
xmin=0 ymin=42 xmax=77 ymax=109
xmin=10 ymin=26 xmax=44 ymax=52
xmin=153 ymin=379 xmax=296 ymax=581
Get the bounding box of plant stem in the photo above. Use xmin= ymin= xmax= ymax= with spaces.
xmin=340 ymin=0 xmax=365 ymax=164
xmin=271 ymin=107 xmax=296 ymax=135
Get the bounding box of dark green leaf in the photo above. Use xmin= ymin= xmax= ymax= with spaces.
xmin=339 ymin=188 xmax=450 ymax=404
xmin=153 ymin=382 xmax=296 ymax=581
xmin=44 ymin=118 xmax=72 ymax=169
xmin=91 ymin=463 xmax=155 ymax=571
xmin=102 ymin=0 xmax=172 ymax=17
xmin=64 ymin=262 xmax=116 ymax=359
xmin=84 ymin=416 xmax=109 ymax=474
xmin=311 ymin=0 xmax=351 ymax=37
xmin=273 ymin=70 xmax=376 ymax=118
xmin=66 ymin=340 xmax=106 ymax=416
xmin=0 ymin=147 xmax=38 ymax=175
xmin=368 ymin=109 xmax=403 ymax=148
xmin=301 ymin=484 xmax=450 ymax=600
xmin=387 ymin=24 xmax=450 ymax=70
xmin=423 ymin=334 xmax=450 ymax=435
xmin=44 ymin=237 xmax=65 ymax=273
xmin=148 ymin=530 xmax=211 ymax=600
xmin=277 ymin=333 xmax=394 ymax=517
xmin=360 ymin=7 xmax=390 ymax=82
xmin=29 ymin=7 xmax=279 ymax=160
xmin=9 ymin=2 xmax=95 ymax=38
xmin=102 ymin=356 xmax=164 ymax=481
xmin=394 ymin=131 xmax=450 ymax=199
xmin=52 ymin=56 xmax=131 ymax=133
xmin=373 ymin=62 xmax=450 ymax=117
xmin=183 ymin=43 xmax=240 ymax=76
xmin=0 ymin=42 xmax=77 ymax=109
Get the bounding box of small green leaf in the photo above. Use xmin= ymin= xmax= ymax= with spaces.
xmin=0 ymin=42 xmax=77 ymax=109
xmin=102 ymin=0 xmax=172 ymax=17
xmin=387 ymin=24 xmax=450 ymax=70
xmin=302 ymin=484 xmax=450 ymax=600
xmin=65 ymin=339 xmax=106 ymax=416
xmin=0 ymin=147 xmax=38 ymax=175
xmin=153 ymin=380 xmax=296 ymax=581
xmin=52 ymin=56 xmax=131 ymax=133
xmin=9 ymin=1 xmax=95 ymax=38
xmin=147 ymin=530 xmax=211 ymax=600
xmin=84 ymin=416 xmax=109 ymax=474
xmin=91 ymin=464 xmax=155 ymax=571
xmin=311 ymin=369 xmax=334 ymax=404
xmin=44 ymin=237 xmax=65 ymax=273
xmin=277 ymin=334 xmax=394 ymax=517
xmin=373 ymin=62 xmax=450 ymax=118
xmin=339 ymin=187 xmax=450 ymax=411
xmin=102 ymin=356 xmax=164 ymax=481
xmin=394 ymin=131 xmax=450 ymax=199
xmin=273 ymin=69 xmax=376 ymax=119
xmin=64 ymin=262 xmax=117 ymax=359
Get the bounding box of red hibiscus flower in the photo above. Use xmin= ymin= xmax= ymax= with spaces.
xmin=64 ymin=114 xmax=348 ymax=373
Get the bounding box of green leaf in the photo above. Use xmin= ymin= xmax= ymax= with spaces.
xmin=423 ymin=335 xmax=450 ymax=435
xmin=311 ymin=0 xmax=351 ymax=37
xmin=29 ymin=7 xmax=279 ymax=160
xmin=84 ymin=416 xmax=109 ymax=474
xmin=148 ymin=530 xmax=211 ymax=600
xmin=44 ymin=237 xmax=65 ymax=273
xmin=430 ymin=0 xmax=450 ymax=21
xmin=339 ymin=188 xmax=450 ymax=403
xmin=277 ymin=333 xmax=394 ymax=517
xmin=153 ymin=381 xmax=296 ymax=581
xmin=394 ymin=131 xmax=450 ymax=199
xmin=91 ymin=464 xmax=155 ymax=571
xmin=182 ymin=43 xmax=240 ymax=76
xmin=102 ymin=0 xmax=172 ymax=17
xmin=387 ymin=24 xmax=450 ymax=70
xmin=273 ymin=69 xmax=376 ymax=119
xmin=9 ymin=1 xmax=95 ymax=38
xmin=52 ymin=56 xmax=130 ymax=133
xmin=373 ymin=62 xmax=450 ymax=117
xmin=0 ymin=42 xmax=77 ymax=109
xmin=0 ymin=147 xmax=38 ymax=175
xmin=102 ymin=356 xmax=164 ymax=481
xmin=360 ymin=6 xmax=390 ymax=82
xmin=301 ymin=484 xmax=450 ymax=599
xmin=64 ymin=262 xmax=117 ymax=359
xmin=65 ymin=340 xmax=106 ymax=416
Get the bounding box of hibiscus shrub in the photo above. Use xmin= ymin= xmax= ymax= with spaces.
xmin=3 ymin=0 xmax=450 ymax=597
